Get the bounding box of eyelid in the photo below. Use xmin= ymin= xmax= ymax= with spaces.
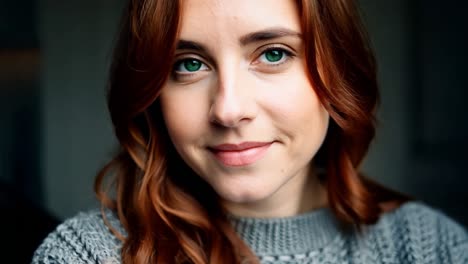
xmin=174 ymin=53 xmax=212 ymax=69
xmin=255 ymin=43 xmax=296 ymax=56
xmin=257 ymin=43 xmax=293 ymax=57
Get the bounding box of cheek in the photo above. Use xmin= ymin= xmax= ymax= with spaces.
xmin=261 ymin=71 xmax=329 ymax=152
xmin=262 ymin=71 xmax=328 ymax=128
xmin=159 ymin=89 xmax=208 ymax=145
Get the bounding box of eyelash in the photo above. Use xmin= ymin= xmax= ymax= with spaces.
xmin=171 ymin=45 xmax=296 ymax=80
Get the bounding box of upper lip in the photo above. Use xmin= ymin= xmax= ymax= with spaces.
xmin=209 ymin=142 xmax=272 ymax=151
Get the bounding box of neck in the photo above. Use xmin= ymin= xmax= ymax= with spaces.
xmin=223 ymin=166 xmax=328 ymax=218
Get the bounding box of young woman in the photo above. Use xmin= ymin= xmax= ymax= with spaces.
xmin=33 ymin=0 xmax=467 ymax=263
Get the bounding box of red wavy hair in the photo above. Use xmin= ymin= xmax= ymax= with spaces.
xmin=95 ymin=0 xmax=409 ymax=263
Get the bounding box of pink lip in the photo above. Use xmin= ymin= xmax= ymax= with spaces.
xmin=208 ymin=142 xmax=273 ymax=167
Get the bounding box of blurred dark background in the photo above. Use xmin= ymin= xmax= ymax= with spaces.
xmin=0 ymin=0 xmax=467 ymax=262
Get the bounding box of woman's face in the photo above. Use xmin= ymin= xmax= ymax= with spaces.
xmin=160 ymin=0 xmax=329 ymax=214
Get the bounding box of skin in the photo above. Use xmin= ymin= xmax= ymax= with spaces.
xmin=160 ymin=0 xmax=329 ymax=218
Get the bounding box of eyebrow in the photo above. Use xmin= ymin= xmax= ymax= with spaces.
xmin=175 ymin=27 xmax=302 ymax=52
xmin=239 ymin=27 xmax=302 ymax=46
xmin=176 ymin=40 xmax=208 ymax=52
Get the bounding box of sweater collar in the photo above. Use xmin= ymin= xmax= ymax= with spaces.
xmin=229 ymin=207 xmax=342 ymax=255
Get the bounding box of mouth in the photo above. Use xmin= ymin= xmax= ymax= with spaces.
xmin=208 ymin=141 xmax=273 ymax=167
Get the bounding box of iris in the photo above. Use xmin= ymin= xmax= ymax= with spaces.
xmin=264 ymin=49 xmax=283 ymax=62
xmin=175 ymin=59 xmax=203 ymax=72
xmin=180 ymin=59 xmax=202 ymax=72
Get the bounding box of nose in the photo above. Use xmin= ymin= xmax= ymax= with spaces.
xmin=208 ymin=70 xmax=257 ymax=128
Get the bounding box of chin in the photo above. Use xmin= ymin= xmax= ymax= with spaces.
xmin=216 ymin=183 xmax=273 ymax=204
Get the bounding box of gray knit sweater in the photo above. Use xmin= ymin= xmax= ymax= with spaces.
xmin=32 ymin=202 xmax=468 ymax=263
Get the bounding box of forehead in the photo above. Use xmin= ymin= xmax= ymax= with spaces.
xmin=179 ymin=0 xmax=301 ymax=41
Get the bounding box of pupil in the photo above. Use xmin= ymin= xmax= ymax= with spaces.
xmin=266 ymin=50 xmax=282 ymax=62
xmin=185 ymin=60 xmax=201 ymax=71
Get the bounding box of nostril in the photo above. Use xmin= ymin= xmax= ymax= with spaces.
xmin=209 ymin=110 xmax=242 ymax=128
xmin=208 ymin=78 xmax=258 ymax=127
xmin=208 ymin=96 xmax=245 ymax=128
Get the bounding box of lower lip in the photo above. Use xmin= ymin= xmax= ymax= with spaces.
xmin=210 ymin=143 xmax=272 ymax=167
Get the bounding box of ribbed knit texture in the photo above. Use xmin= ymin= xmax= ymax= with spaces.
xmin=228 ymin=207 xmax=342 ymax=256
xmin=32 ymin=202 xmax=468 ymax=263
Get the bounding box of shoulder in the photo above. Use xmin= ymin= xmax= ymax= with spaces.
xmin=385 ymin=202 xmax=466 ymax=245
xmin=368 ymin=201 xmax=468 ymax=263
xmin=32 ymin=208 xmax=125 ymax=264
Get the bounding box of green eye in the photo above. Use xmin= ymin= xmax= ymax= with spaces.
xmin=182 ymin=59 xmax=202 ymax=72
xmin=264 ymin=49 xmax=284 ymax=62
xmin=175 ymin=58 xmax=207 ymax=73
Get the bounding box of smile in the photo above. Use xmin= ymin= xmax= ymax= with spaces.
xmin=208 ymin=142 xmax=273 ymax=167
